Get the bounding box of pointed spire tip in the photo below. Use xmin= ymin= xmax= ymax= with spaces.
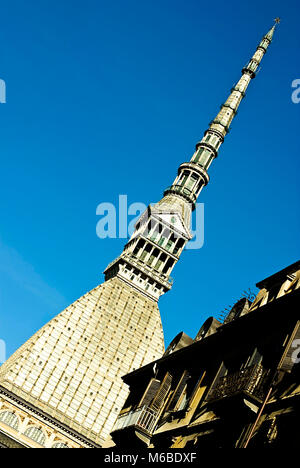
xmin=264 ymin=20 xmax=279 ymax=42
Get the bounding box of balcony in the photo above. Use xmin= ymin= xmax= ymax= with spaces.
xmin=121 ymin=253 xmax=174 ymax=288
xmin=113 ymin=406 xmax=158 ymax=435
xmin=206 ymin=364 xmax=269 ymax=402
xmin=164 ymin=184 xmax=197 ymax=204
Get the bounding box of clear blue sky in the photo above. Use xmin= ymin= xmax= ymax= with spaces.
xmin=0 ymin=0 xmax=299 ymax=359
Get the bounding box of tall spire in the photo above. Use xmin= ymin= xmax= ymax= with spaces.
xmin=164 ymin=22 xmax=278 ymax=210
xmin=104 ymin=23 xmax=278 ymax=301
xmin=0 ymin=22 xmax=279 ymax=450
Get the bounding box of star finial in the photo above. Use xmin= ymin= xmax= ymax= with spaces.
xmin=274 ymin=17 xmax=281 ymax=24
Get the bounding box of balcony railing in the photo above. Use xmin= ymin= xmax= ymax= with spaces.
xmin=206 ymin=363 xmax=269 ymax=402
xmin=113 ymin=406 xmax=158 ymax=434
xmin=121 ymin=254 xmax=174 ymax=288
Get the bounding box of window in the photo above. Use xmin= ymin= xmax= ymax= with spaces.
xmin=154 ymin=253 xmax=167 ymax=271
xmin=186 ymin=174 xmax=198 ymax=190
xmin=133 ymin=239 xmax=145 ymax=256
xmin=139 ymin=250 xmax=147 ymax=261
xmin=194 ymin=179 xmax=204 ymax=195
xmin=177 ymin=392 xmax=188 ymax=411
xmin=248 ymin=348 xmax=263 ymax=367
xmin=167 ymin=371 xmax=190 ymax=412
xmin=204 ymin=154 xmax=214 ymax=169
xmin=194 ymin=149 xmax=212 ymax=168
xmin=193 ymin=148 xmax=205 ymax=163
xmin=165 ymin=239 xmax=173 ymax=251
xmin=24 ymin=426 xmax=46 ymax=446
xmin=150 ymin=373 xmax=173 ymax=412
xmin=162 ymin=258 xmax=174 ymax=275
xmin=173 ymin=238 xmax=185 ymax=256
xmin=178 ymin=171 xmax=189 ymax=186
xmin=149 ymin=227 xmax=160 ymax=242
xmin=140 ymin=243 xmax=152 ymax=262
xmin=207 ymin=362 xmax=228 ymax=398
xmin=0 ymin=411 xmax=19 ymax=430
xmin=148 ymin=248 xmax=159 ymax=266
xmin=52 ymin=442 xmax=69 ymax=448
xmin=157 ymin=229 xmax=169 ymax=247
xmin=139 ymin=379 xmax=161 ymax=407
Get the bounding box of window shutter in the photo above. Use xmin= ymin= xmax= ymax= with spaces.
xmin=167 ymin=371 xmax=190 ymax=411
xmin=248 ymin=348 xmax=262 ymax=367
xmin=150 ymin=372 xmax=172 ymax=412
xmin=279 ymin=322 xmax=300 ymax=372
xmin=139 ymin=379 xmax=161 ymax=407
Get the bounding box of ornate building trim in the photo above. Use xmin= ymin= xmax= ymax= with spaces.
xmin=0 ymin=386 xmax=100 ymax=448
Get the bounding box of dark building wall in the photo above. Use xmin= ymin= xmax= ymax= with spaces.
xmin=111 ymin=261 xmax=300 ymax=449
